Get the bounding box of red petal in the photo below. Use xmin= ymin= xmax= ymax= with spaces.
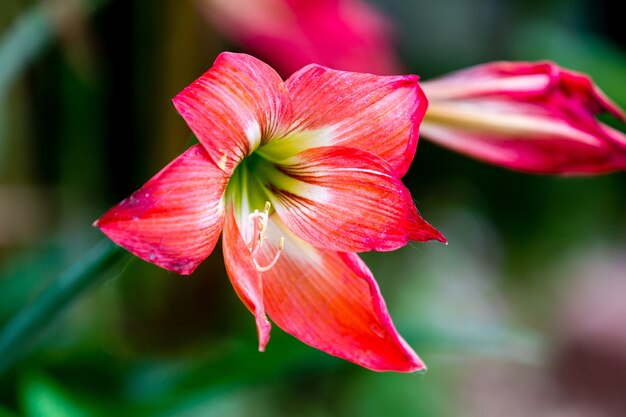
xmin=222 ymin=206 xmax=272 ymax=351
xmin=284 ymin=65 xmax=427 ymax=177
xmin=268 ymin=146 xmax=445 ymax=252
xmin=420 ymin=114 xmax=626 ymax=174
xmin=257 ymin=216 xmax=424 ymax=372
xmin=425 ymin=61 xmax=626 ymax=122
xmin=422 ymin=61 xmax=626 ymax=174
xmin=95 ymin=145 xmax=228 ymax=274
xmin=173 ymin=52 xmax=293 ymax=175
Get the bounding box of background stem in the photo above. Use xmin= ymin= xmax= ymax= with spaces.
xmin=0 ymin=239 xmax=127 ymax=376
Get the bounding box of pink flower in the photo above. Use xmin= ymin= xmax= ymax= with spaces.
xmin=200 ymin=0 xmax=400 ymax=76
xmin=199 ymin=0 xmax=626 ymax=174
xmin=95 ymin=52 xmax=445 ymax=372
xmin=420 ymin=61 xmax=626 ymax=174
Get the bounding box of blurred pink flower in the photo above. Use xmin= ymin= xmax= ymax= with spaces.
xmin=420 ymin=61 xmax=626 ymax=174
xmin=201 ymin=0 xmax=626 ymax=174
xmin=200 ymin=0 xmax=401 ymax=76
xmin=95 ymin=52 xmax=444 ymax=372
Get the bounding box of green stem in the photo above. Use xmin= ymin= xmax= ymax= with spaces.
xmin=0 ymin=239 xmax=127 ymax=376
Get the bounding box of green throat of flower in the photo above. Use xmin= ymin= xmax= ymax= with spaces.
xmin=226 ymin=151 xmax=276 ymax=213
xmin=225 ymin=150 xmax=286 ymax=272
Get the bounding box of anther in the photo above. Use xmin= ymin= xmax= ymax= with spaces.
xmin=247 ymin=201 xmax=284 ymax=272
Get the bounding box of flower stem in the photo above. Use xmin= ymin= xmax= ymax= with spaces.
xmin=0 ymin=239 xmax=127 ymax=376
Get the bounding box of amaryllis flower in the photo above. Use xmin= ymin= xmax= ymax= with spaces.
xmin=420 ymin=61 xmax=626 ymax=174
xmin=95 ymin=52 xmax=445 ymax=372
xmin=199 ymin=0 xmax=400 ymax=76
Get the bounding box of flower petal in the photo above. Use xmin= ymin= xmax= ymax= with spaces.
xmin=95 ymin=145 xmax=228 ymax=274
xmin=421 ymin=61 xmax=626 ymax=174
xmin=282 ymin=65 xmax=427 ymax=177
xmin=424 ymin=61 xmax=626 ymax=122
xmin=172 ymin=52 xmax=293 ymax=175
xmin=420 ymin=106 xmax=626 ymax=173
xmin=222 ymin=206 xmax=271 ymax=351
xmin=265 ymin=146 xmax=445 ymax=252
xmin=257 ymin=216 xmax=424 ymax=372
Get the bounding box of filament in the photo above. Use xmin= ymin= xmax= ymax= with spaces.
xmin=246 ymin=201 xmax=284 ymax=272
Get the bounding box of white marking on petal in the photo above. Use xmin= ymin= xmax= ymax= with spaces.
xmin=268 ymin=216 xmax=322 ymax=265
xmin=423 ymin=74 xmax=551 ymax=99
xmin=262 ymin=166 xmax=332 ymax=204
xmin=425 ymin=101 xmax=602 ymax=146
xmin=419 ymin=123 xmax=519 ymax=163
xmin=293 ymin=182 xmax=331 ymax=203
xmin=217 ymin=154 xmax=228 ymax=171
xmin=246 ymin=121 xmax=262 ymax=154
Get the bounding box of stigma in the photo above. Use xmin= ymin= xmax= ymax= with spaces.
xmin=247 ymin=201 xmax=284 ymax=272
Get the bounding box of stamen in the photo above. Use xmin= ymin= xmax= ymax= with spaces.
xmin=245 ymin=201 xmax=285 ymax=272
xmin=254 ymin=237 xmax=284 ymax=272
xmin=247 ymin=209 xmax=266 ymax=247
xmin=248 ymin=207 xmax=265 ymax=257
xmin=247 ymin=210 xmax=261 ymax=253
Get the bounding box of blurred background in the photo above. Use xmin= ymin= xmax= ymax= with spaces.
xmin=1 ymin=0 xmax=625 ymax=416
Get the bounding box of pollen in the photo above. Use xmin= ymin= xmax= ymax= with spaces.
xmin=247 ymin=201 xmax=285 ymax=272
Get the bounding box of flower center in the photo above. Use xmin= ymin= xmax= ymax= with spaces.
xmin=225 ymin=151 xmax=287 ymax=272
xmin=247 ymin=201 xmax=284 ymax=272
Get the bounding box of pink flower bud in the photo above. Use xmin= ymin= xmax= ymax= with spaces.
xmin=421 ymin=61 xmax=626 ymax=174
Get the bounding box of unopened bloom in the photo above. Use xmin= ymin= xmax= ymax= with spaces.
xmin=200 ymin=0 xmax=400 ymax=76
xmin=420 ymin=61 xmax=626 ymax=174
xmin=95 ymin=52 xmax=444 ymax=372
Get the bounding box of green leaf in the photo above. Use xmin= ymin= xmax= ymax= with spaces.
xmin=0 ymin=405 xmax=19 ymax=417
xmin=0 ymin=240 xmax=127 ymax=376
xmin=20 ymin=372 xmax=99 ymax=417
